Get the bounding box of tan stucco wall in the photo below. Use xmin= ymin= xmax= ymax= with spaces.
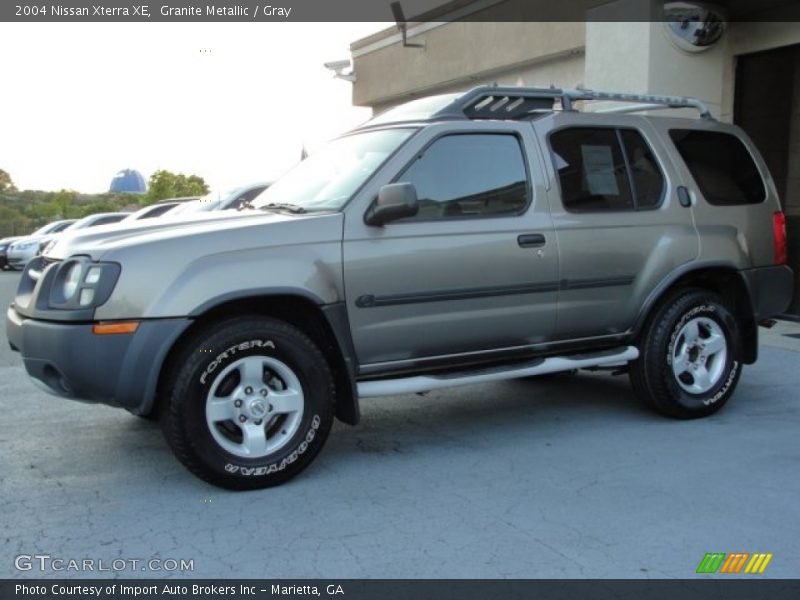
xmin=584 ymin=21 xmax=728 ymax=119
xmin=352 ymin=22 xmax=585 ymax=109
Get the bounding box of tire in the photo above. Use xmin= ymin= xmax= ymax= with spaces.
xmin=134 ymin=410 xmax=159 ymax=422
xmin=161 ymin=316 xmax=335 ymax=490
xmin=630 ymin=289 xmax=742 ymax=419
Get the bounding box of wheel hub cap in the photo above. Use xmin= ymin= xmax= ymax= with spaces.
xmin=245 ymin=398 xmax=267 ymax=419
xmin=204 ymin=355 xmax=305 ymax=459
xmin=671 ymin=316 xmax=728 ymax=395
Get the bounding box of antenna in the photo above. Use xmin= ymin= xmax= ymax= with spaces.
xmin=390 ymin=1 xmax=424 ymax=49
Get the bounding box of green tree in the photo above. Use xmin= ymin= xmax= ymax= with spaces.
xmin=49 ymin=189 xmax=78 ymax=219
xmin=0 ymin=169 xmax=17 ymax=193
xmin=146 ymin=170 xmax=209 ymax=203
xmin=33 ymin=201 xmax=59 ymax=220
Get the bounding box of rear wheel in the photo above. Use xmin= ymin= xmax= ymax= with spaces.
xmin=630 ymin=290 xmax=742 ymax=419
xmin=161 ymin=316 xmax=335 ymax=489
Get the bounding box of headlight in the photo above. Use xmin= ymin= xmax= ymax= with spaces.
xmin=62 ymin=263 xmax=82 ymax=300
xmin=48 ymin=259 xmax=121 ymax=309
xmin=14 ymin=241 xmax=38 ymax=250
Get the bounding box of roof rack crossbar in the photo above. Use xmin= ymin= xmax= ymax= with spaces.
xmin=433 ymin=86 xmax=714 ymax=121
xmin=566 ymin=89 xmax=714 ymax=120
xmin=591 ymin=103 xmax=670 ymax=115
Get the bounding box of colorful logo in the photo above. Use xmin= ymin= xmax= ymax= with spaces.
xmin=696 ymin=553 xmax=773 ymax=574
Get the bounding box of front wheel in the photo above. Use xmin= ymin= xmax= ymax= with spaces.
xmin=161 ymin=316 xmax=335 ymax=490
xmin=630 ymin=290 xmax=742 ymax=419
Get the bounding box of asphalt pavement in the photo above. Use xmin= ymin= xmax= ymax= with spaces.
xmin=1 ymin=269 xmax=799 ymax=579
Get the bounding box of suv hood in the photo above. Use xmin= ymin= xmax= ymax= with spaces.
xmin=45 ymin=209 xmax=287 ymax=261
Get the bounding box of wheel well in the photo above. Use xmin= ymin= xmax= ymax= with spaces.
xmin=154 ymin=295 xmax=358 ymax=424
xmin=637 ymin=267 xmax=758 ymax=364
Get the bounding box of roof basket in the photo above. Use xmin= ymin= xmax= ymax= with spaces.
xmin=434 ymin=87 xmax=561 ymax=120
xmin=433 ymin=86 xmax=714 ymax=121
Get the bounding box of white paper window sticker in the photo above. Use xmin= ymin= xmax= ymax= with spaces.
xmin=581 ymin=144 xmax=619 ymax=196
xmin=552 ymin=152 xmax=569 ymax=171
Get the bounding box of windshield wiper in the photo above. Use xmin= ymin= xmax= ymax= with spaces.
xmin=259 ymin=202 xmax=307 ymax=214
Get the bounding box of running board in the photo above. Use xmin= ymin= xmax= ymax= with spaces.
xmin=356 ymin=346 xmax=639 ymax=398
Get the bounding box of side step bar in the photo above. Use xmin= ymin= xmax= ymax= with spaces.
xmin=357 ymin=346 xmax=639 ymax=398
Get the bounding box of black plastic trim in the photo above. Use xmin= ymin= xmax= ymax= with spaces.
xmin=740 ymin=265 xmax=794 ymax=320
xmin=320 ymin=302 xmax=360 ymax=425
xmin=560 ymin=276 xmax=635 ymax=291
xmin=517 ymin=233 xmax=546 ymax=248
xmin=188 ymin=287 xmax=328 ymax=317
xmin=356 ymin=281 xmax=560 ymax=308
xmin=356 ymin=276 xmax=635 ymax=308
xmin=6 ymin=308 xmax=191 ymax=414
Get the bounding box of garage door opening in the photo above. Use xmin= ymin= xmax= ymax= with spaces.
xmin=734 ymin=44 xmax=800 ymax=315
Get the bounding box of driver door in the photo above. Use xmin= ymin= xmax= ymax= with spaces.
xmin=342 ymin=122 xmax=559 ymax=375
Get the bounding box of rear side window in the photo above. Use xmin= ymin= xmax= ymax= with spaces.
xmin=549 ymin=127 xmax=664 ymax=212
xmin=669 ymin=130 xmax=765 ymax=205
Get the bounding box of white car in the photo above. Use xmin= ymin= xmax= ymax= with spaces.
xmin=37 ymin=212 xmax=130 ymax=257
xmin=168 ymin=183 xmax=270 ymax=216
xmin=5 ymin=220 xmax=76 ymax=270
xmin=121 ymin=197 xmax=200 ymax=222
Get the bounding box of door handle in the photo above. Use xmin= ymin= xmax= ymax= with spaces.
xmin=518 ymin=233 xmax=546 ymax=248
xmin=677 ymin=186 xmax=692 ymax=208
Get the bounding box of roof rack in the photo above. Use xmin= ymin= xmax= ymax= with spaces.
xmin=433 ymin=86 xmax=714 ymax=121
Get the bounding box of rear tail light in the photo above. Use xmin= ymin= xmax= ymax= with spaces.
xmin=773 ymin=211 xmax=787 ymax=265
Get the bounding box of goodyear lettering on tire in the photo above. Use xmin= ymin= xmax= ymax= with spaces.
xmin=224 ymin=415 xmax=321 ymax=476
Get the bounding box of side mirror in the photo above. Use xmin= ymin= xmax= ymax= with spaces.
xmin=365 ymin=183 xmax=419 ymax=226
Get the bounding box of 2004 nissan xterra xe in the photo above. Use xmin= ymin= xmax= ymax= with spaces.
xmin=6 ymin=87 xmax=794 ymax=489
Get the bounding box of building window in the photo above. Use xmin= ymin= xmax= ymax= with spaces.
xmin=396 ymin=133 xmax=529 ymax=220
xmin=549 ymin=127 xmax=665 ymax=212
xmin=670 ymin=129 xmax=766 ymax=206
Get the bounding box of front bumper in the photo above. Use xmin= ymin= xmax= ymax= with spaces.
xmin=6 ymin=307 xmax=191 ymax=414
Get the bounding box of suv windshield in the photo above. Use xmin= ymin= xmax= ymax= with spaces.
xmin=251 ymin=128 xmax=414 ymax=212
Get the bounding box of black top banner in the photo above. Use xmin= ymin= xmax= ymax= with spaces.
xmin=2 ymin=0 xmax=800 ymax=22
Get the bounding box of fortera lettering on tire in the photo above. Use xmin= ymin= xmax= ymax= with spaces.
xmin=704 ymin=361 xmax=739 ymax=406
xmin=200 ymin=340 xmax=276 ymax=384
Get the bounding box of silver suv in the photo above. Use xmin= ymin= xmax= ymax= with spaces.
xmin=6 ymin=87 xmax=794 ymax=490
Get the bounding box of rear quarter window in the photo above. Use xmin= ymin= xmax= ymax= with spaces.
xmin=669 ymin=129 xmax=766 ymax=206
